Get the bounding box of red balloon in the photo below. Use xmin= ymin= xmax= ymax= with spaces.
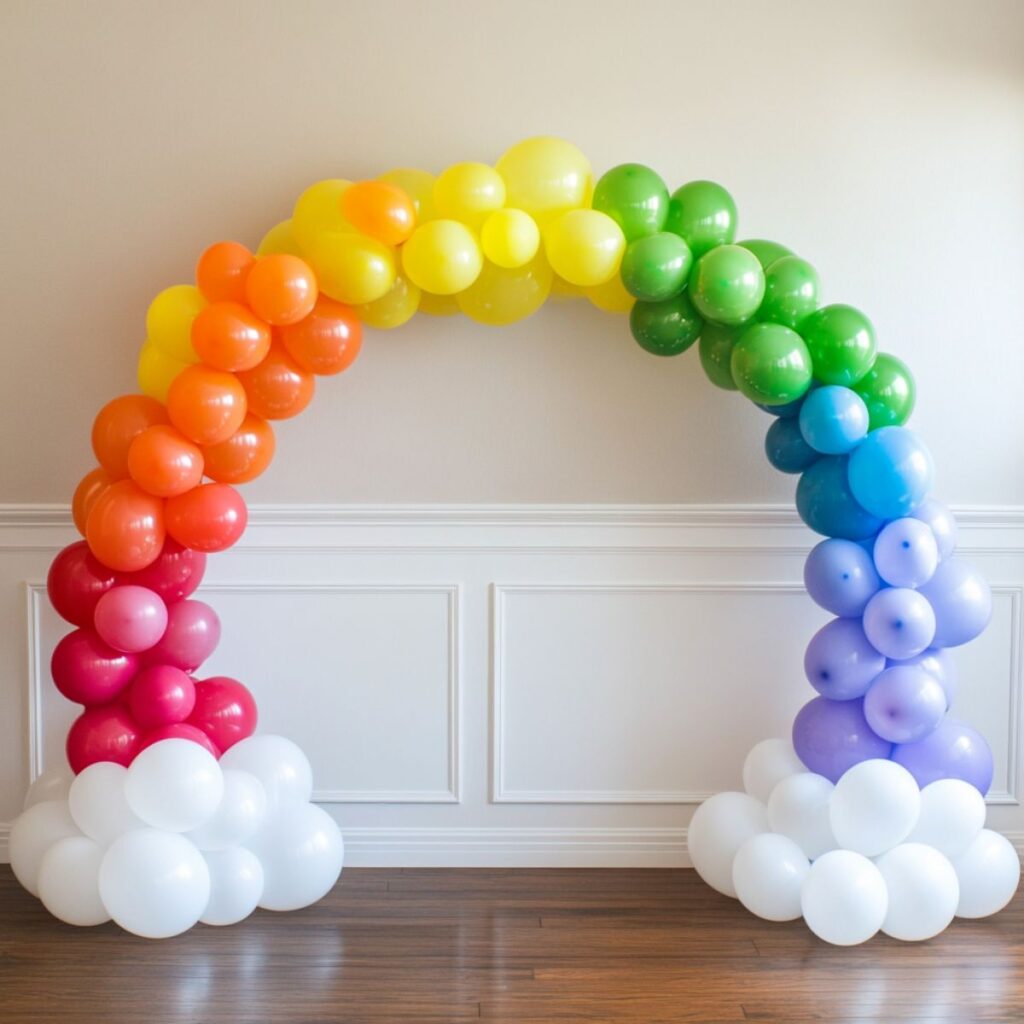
xmin=135 ymin=722 xmax=220 ymax=759
xmin=121 ymin=537 xmax=206 ymax=604
xmin=66 ymin=703 xmax=141 ymax=772
xmin=165 ymin=482 xmax=247 ymax=552
xmin=144 ymin=599 xmax=220 ymax=671
xmin=129 ymin=664 xmax=196 ymax=728
xmin=47 ymin=541 xmax=117 ymax=626
xmin=51 ymin=629 xmax=140 ymax=705
xmin=188 ymin=676 xmax=257 ymax=752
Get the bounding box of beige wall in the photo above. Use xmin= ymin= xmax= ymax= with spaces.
xmin=1 ymin=0 xmax=1023 ymax=507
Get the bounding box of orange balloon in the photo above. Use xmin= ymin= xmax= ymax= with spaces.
xmin=236 ymin=342 xmax=314 ymax=420
xmin=196 ymin=241 xmax=255 ymax=304
xmin=86 ymin=479 xmax=166 ymax=572
xmin=191 ymin=301 xmax=271 ymax=371
xmin=72 ymin=467 xmax=114 ymax=536
xmin=341 ymin=181 xmax=416 ymax=246
xmin=279 ymin=295 xmax=362 ymax=375
xmin=166 ymin=364 xmax=247 ymax=446
xmin=91 ymin=395 xmax=169 ymax=478
xmin=245 ymin=254 xmax=319 ymax=326
xmin=202 ymin=413 xmax=276 ymax=484
xmin=127 ymin=425 xmax=205 ymax=497
xmin=165 ymin=482 xmax=247 ymax=552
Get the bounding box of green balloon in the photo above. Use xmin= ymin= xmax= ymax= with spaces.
xmin=759 ymin=256 xmax=820 ymax=330
xmin=664 ymin=180 xmax=737 ymax=258
xmin=620 ymin=232 xmax=693 ymax=302
xmin=689 ymin=245 xmax=765 ymax=326
xmin=737 ymin=239 xmax=793 ymax=269
xmin=591 ymin=163 xmax=670 ymax=242
xmin=730 ymin=322 xmax=813 ymax=405
xmin=853 ymin=352 xmax=916 ymax=429
xmin=630 ymin=290 xmax=704 ymax=357
xmin=698 ymin=323 xmax=740 ymax=390
xmin=800 ymin=304 xmax=877 ymax=386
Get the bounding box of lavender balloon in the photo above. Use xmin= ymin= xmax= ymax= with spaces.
xmin=873 ymin=517 xmax=938 ymax=589
xmin=804 ymin=619 xmax=886 ymax=701
xmin=862 ymin=587 xmax=936 ymax=660
xmin=911 ymin=498 xmax=957 ymax=561
xmin=792 ymin=696 xmax=893 ymax=783
xmin=804 ymin=538 xmax=881 ymax=618
xmin=918 ymin=556 xmax=992 ymax=648
xmin=891 ymin=648 xmax=956 ymax=707
xmin=892 ymin=717 xmax=994 ymax=795
xmin=863 ymin=664 xmax=947 ymax=743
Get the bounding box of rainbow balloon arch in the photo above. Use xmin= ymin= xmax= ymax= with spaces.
xmin=8 ymin=137 xmax=1020 ymax=943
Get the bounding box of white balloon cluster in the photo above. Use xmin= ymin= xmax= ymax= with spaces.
xmin=690 ymin=738 xmax=1020 ymax=945
xmin=9 ymin=736 xmax=344 ymax=938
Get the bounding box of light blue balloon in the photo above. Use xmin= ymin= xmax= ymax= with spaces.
xmin=847 ymin=426 xmax=934 ymax=519
xmin=873 ymin=517 xmax=939 ymax=588
xmin=918 ymin=556 xmax=992 ymax=648
xmin=798 ymin=385 xmax=869 ymax=455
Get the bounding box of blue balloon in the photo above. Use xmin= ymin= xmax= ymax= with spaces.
xmin=798 ymin=385 xmax=869 ymax=455
xmin=918 ymin=556 xmax=992 ymax=647
xmin=847 ymin=426 xmax=934 ymax=519
xmin=862 ymin=587 xmax=936 ymax=660
xmin=804 ymin=538 xmax=881 ymax=617
xmin=765 ymin=417 xmax=818 ymax=474
xmin=804 ymin=618 xmax=886 ymax=700
xmin=796 ymin=455 xmax=884 ymax=540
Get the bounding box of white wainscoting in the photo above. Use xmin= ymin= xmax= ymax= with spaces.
xmin=2 ymin=504 xmax=1023 ymax=866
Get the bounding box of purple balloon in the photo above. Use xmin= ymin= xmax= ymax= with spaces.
xmin=911 ymin=498 xmax=957 ymax=561
xmin=862 ymin=587 xmax=936 ymax=660
xmin=804 ymin=618 xmax=886 ymax=700
xmin=144 ymin=599 xmax=221 ymax=672
xmin=863 ymin=665 xmax=947 ymax=743
xmin=792 ymin=696 xmax=893 ymax=783
xmin=892 ymin=717 xmax=994 ymax=795
xmin=917 ymin=556 xmax=992 ymax=648
xmin=889 ymin=648 xmax=956 ymax=708
xmin=872 ymin=517 xmax=938 ymax=589
xmin=804 ymin=538 xmax=881 ymax=618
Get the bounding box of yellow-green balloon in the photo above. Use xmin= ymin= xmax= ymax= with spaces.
xmin=731 ymin=322 xmax=813 ymax=405
xmin=801 ymin=304 xmax=877 ymax=386
xmin=630 ymin=291 xmax=703 ymax=357
xmin=698 ymin=323 xmax=741 ymax=390
xmin=737 ymin=239 xmax=792 ymax=269
xmin=620 ymin=233 xmax=692 ymax=302
xmin=689 ymin=245 xmax=765 ymax=325
xmin=759 ymin=256 xmax=820 ymax=330
xmin=592 ymin=163 xmax=670 ymax=242
xmin=664 ymin=180 xmax=737 ymax=258
xmin=853 ymin=352 xmax=916 ymax=429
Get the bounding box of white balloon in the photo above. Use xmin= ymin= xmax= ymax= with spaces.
xmin=9 ymin=799 xmax=82 ymax=896
xmin=906 ymin=778 xmax=986 ymax=858
xmin=732 ymin=833 xmax=810 ymax=921
xmin=687 ymin=791 xmax=769 ymax=898
xmin=99 ymin=829 xmax=210 ymax=938
xmin=38 ymin=836 xmax=110 ymax=927
xmin=187 ymin=770 xmax=268 ymax=851
xmin=247 ymin=803 xmax=343 ymax=911
xmin=952 ymin=829 xmax=1021 ymax=919
xmin=742 ymin=738 xmax=805 ymax=804
xmin=875 ymin=843 xmax=959 ymax=941
xmin=23 ymin=767 xmax=72 ymax=810
xmin=69 ymin=762 xmax=144 ymax=846
xmin=801 ymin=849 xmax=889 ymax=946
xmin=767 ymin=772 xmax=838 ymax=860
xmin=829 ymin=759 xmax=920 ymax=857
xmin=125 ymin=739 xmax=224 ymax=833
xmin=201 ymin=847 xmax=264 ymax=926
xmin=220 ymin=735 xmax=313 ymax=808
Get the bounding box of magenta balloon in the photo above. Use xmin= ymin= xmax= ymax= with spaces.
xmin=128 ymin=664 xmax=196 ymax=728
xmin=121 ymin=538 xmax=207 ymax=604
xmin=144 ymin=599 xmax=221 ymax=671
xmin=93 ymin=585 xmax=168 ymax=654
xmin=46 ymin=541 xmax=117 ymax=627
xmin=51 ymin=628 xmax=140 ymax=705
xmin=792 ymin=695 xmax=892 ymax=783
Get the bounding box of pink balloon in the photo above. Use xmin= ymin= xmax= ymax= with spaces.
xmin=51 ymin=629 xmax=140 ymax=705
xmin=144 ymin=599 xmax=220 ymax=671
xmin=47 ymin=541 xmax=117 ymax=627
xmin=120 ymin=538 xmax=207 ymax=604
xmin=67 ymin=704 xmax=141 ymax=773
xmin=93 ymin=585 xmax=168 ymax=653
xmin=135 ymin=722 xmax=220 ymax=759
xmin=189 ymin=676 xmax=257 ymax=752
xmin=128 ymin=664 xmax=196 ymax=728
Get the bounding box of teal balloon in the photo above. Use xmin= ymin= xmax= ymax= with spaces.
xmin=737 ymin=239 xmax=793 ymax=269
xmin=698 ymin=323 xmax=740 ymax=391
xmin=664 ymin=180 xmax=736 ymax=258
xmin=759 ymin=256 xmax=820 ymax=330
xmin=630 ymin=291 xmax=703 ymax=357
xmin=689 ymin=245 xmax=765 ymax=325
xmin=800 ymin=304 xmax=877 ymax=386
xmin=620 ymin=232 xmax=692 ymax=302
xmin=853 ymin=352 xmax=916 ymax=429
xmin=591 ymin=163 xmax=670 ymax=242
xmin=730 ymin=322 xmax=813 ymax=405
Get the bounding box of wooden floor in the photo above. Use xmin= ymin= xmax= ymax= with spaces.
xmin=0 ymin=866 xmax=1021 ymax=1023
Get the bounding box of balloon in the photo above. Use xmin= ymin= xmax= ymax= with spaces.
xmin=686 ymin=792 xmax=769 ymax=897
xmin=892 ymin=717 xmax=994 ymax=795
xmin=125 ymin=738 xmax=224 ymax=832
xmin=23 ymin=767 xmax=72 ymax=810
xmin=256 ymin=219 xmax=302 ymax=258
xmin=187 ymin=769 xmax=267 ymax=851
xmin=433 ymin=162 xmax=505 ymax=228
xmin=907 ymin=779 xmax=985 ymax=858
xmin=237 ymin=341 xmax=314 ymax=419
xmin=165 ymin=482 xmax=247 ymax=552
xmin=66 ymin=704 xmax=141 ymax=773
xmin=195 ymin=240 xmax=254 ymax=304
xmin=741 ymin=738 xmax=804 ymax=803
xmin=122 ymin=537 xmax=206 ymax=604
xmin=792 ymin=696 xmax=892 ymax=783
xmin=737 ymin=238 xmax=792 ymax=269
xmin=690 ymin=245 xmax=765 ymax=326
xmin=758 ymin=255 xmax=819 ymax=330
xmin=219 ymin=734 xmax=313 ymax=807
xmin=800 ymin=304 xmax=877 ymax=387
xmin=804 ymin=538 xmax=881 ymax=617
xmin=68 ymin=762 xmax=143 ymax=846
xmin=918 ymin=556 xmax=992 ymax=647
xmin=912 ymin=498 xmax=957 ymax=561
xmin=801 ymin=850 xmax=888 ymax=945
xmin=584 ymin=273 xmax=634 ymax=314
xmin=457 ymin=254 xmax=553 ymax=326
xmin=72 ymin=467 xmax=114 ymax=536
xmin=85 ymin=479 xmax=165 ymax=572
xmin=829 ymin=758 xmax=920 ymax=856
xmin=201 ymin=413 xmax=276 ymax=484
xmin=167 ymin=364 xmax=248 ymax=446
xmin=245 ymin=254 xmax=318 ymax=326
xmin=895 ymin=648 xmax=956 ymax=708
xmin=129 ymin=664 xmax=196 ymax=727
xmin=767 ymin=772 xmax=837 ymax=860
xmin=795 ymin=455 xmax=883 ymax=540
xmin=853 ymin=352 xmax=916 ymax=429
xmin=188 ymin=676 xmax=258 ymax=752
xmin=47 ymin=541 xmax=117 ymax=626
xmin=146 ymin=284 xmax=204 ymax=363
xmin=339 ymin=180 xmax=416 ymax=247
xmin=93 ymin=584 xmax=168 ymax=653
xmin=951 ymin=830 xmax=1021 ymax=918
xmin=620 ymin=232 xmax=692 ymax=302
xmin=354 ymin=272 xmax=421 ymax=329
xmin=190 ymin=301 xmax=272 ymax=371
xmin=765 ymin=416 xmax=818 ymax=474
xmin=494 ymin=136 xmax=591 ymax=223
xmin=38 ymin=836 xmax=110 ymax=926
xmin=51 ymin=628 xmax=139 ymax=704
xmin=591 ymin=163 xmax=669 ymax=242
xmin=418 ymin=291 xmax=461 ymax=316
xmin=664 ymin=180 xmax=737 ymax=258
xmin=803 ymin=618 xmax=885 ymax=701
xmin=697 ymin=323 xmax=739 ymax=390
xmin=305 ymin=231 xmax=395 ymax=305
xmin=137 ymin=339 xmax=190 ymax=403
xmin=876 ymin=843 xmax=959 ymax=941
xmin=730 ymin=323 xmax=812 ymax=405
xmin=99 ymin=829 xmax=210 ymax=938
xmin=862 ymin=587 xmax=936 ymax=660
xmin=291 ymin=178 xmax=353 ymax=250
xmin=280 ymin=295 xmax=361 ymax=375
xmin=9 ymin=800 xmax=82 ymax=896
xmin=543 ymin=209 xmax=625 ymax=287
xmin=378 ymin=167 xmax=437 ymax=222
xmin=127 ymin=424 xmax=204 ymax=497
xmin=863 ymin=664 xmax=946 ymax=743
xmin=137 ymin=722 xmax=219 ymax=758
xmin=145 ymin=599 xmax=220 ymax=671
xmin=629 ymin=291 xmax=703 ymax=357
xmin=797 ymin=386 xmax=869 ymax=455
xmin=732 ymin=833 xmax=809 ymax=922
xmin=848 ymin=426 xmax=934 ymax=520
xmin=91 ymin=395 xmax=170 ymax=478
xmin=201 ymin=846 xmax=264 ymax=926
xmin=755 ymin=393 xmax=806 ymax=418
xmin=872 ymin=517 xmax=939 ymax=588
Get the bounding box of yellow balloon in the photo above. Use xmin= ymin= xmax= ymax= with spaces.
xmin=585 ymin=273 xmax=634 ymax=314
xmin=138 ymin=339 xmax=189 ymax=403
xmin=356 ymin=272 xmax=421 ymax=329
xmin=543 ymin=209 xmax=625 ymax=287
xmin=306 ymin=232 xmax=396 ymax=305
xmin=379 ymin=168 xmax=438 ymax=223
xmin=495 ymin=137 xmax=592 ymax=224
xmin=401 ymin=220 xmax=483 ymax=295
xmin=257 ymin=219 xmax=302 ymax=257
xmin=457 ymin=254 xmax=553 ymax=326
xmin=418 ymin=291 xmax=460 ymax=317
xmin=480 ymin=208 xmax=540 ymax=269
xmin=550 ymin=274 xmax=584 ymax=300
xmin=145 ymin=285 xmax=203 ymax=364
xmin=434 ymin=162 xmax=506 ymax=227
xmin=292 ymin=179 xmax=353 ymax=251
